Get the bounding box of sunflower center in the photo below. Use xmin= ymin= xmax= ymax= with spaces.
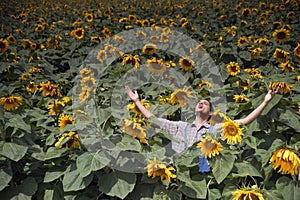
xmin=204 ymin=140 xmax=216 ymax=151
xmin=276 ymin=31 xmax=287 ymax=39
xmin=227 ymin=125 xmax=237 ymax=135
xmin=150 ymin=63 xmax=163 ymax=70
xmin=176 ymin=91 xmax=188 ymax=100
xmin=182 ymin=59 xmax=192 ymax=67
xmin=0 ymin=42 xmax=5 ymax=49
xmin=76 ymin=30 xmax=83 ymax=37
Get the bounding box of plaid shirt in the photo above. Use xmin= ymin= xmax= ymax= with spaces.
xmin=158 ymin=118 xmax=221 ymax=153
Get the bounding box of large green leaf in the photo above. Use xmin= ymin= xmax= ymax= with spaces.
xmin=4 ymin=113 xmax=31 ymax=135
xmin=0 ymin=142 xmax=28 ymax=162
xmin=44 ymin=169 xmax=65 ymax=183
xmin=232 ymin=161 xmax=262 ymax=178
xmin=0 ymin=168 xmax=12 ymax=191
xmin=62 ymin=163 xmax=93 ymax=192
xmin=276 ymin=176 xmax=300 ymax=200
xmin=116 ymin=134 xmax=142 ymax=152
xmin=179 ymin=178 xmax=207 ymax=199
xmin=76 ymin=151 xmax=110 ymax=177
xmin=98 ymin=171 xmax=136 ymax=199
xmin=279 ymin=109 xmax=300 ymax=130
xmin=211 ymin=151 xmax=236 ymax=184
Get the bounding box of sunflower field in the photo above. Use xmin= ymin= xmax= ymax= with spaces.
xmin=0 ymin=0 xmax=300 ymax=199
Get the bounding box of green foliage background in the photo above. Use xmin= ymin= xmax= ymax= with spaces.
xmin=0 ymin=0 xmax=299 ymax=199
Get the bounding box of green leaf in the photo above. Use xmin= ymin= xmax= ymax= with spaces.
xmin=0 ymin=142 xmax=28 ymax=162
xmin=232 ymin=161 xmax=262 ymax=178
xmin=211 ymin=151 xmax=236 ymax=184
xmin=239 ymin=50 xmax=251 ymax=61
xmin=0 ymin=168 xmax=12 ymax=191
xmin=276 ymin=176 xmax=300 ymax=200
xmin=116 ymin=134 xmax=142 ymax=152
xmin=44 ymin=169 xmax=65 ymax=183
xmin=179 ymin=178 xmax=207 ymax=199
xmin=5 ymin=113 xmax=31 ymax=135
xmin=208 ymin=188 xmax=221 ymax=200
xmin=264 ymin=189 xmax=283 ymax=200
xmin=242 ymin=135 xmax=257 ymax=149
xmin=279 ymin=109 xmax=300 ymax=130
xmin=76 ymin=151 xmax=110 ymax=177
xmin=98 ymin=171 xmax=136 ymax=199
xmin=62 ymin=163 xmax=93 ymax=192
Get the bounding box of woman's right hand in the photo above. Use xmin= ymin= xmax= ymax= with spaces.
xmin=125 ymin=86 xmax=139 ymax=102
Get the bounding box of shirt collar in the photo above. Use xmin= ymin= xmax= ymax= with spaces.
xmin=191 ymin=121 xmax=210 ymax=129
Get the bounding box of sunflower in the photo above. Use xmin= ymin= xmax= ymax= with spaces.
xmin=142 ymin=43 xmax=157 ymax=55
xmin=21 ymin=73 xmax=31 ymax=80
xmin=241 ymin=8 xmax=251 ymax=17
xmin=79 ymin=87 xmax=92 ymax=102
xmin=29 ymin=42 xmax=37 ymax=51
xmin=35 ymin=24 xmax=45 ymax=32
xmin=179 ymin=56 xmax=195 ymax=71
xmin=39 ymin=81 xmax=61 ymax=97
xmin=96 ymin=50 xmax=107 ymax=63
xmin=123 ymin=118 xmax=147 ymax=143
xmin=208 ymin=110 xmax=228 ymax=125
xmin=113 ymin=35 xmax=126 ymax=44
xmin=244 ymin=68 xmax=264 ymax=79
xmin=6 ymin=35 xmax=16 ymax=45
xmin=269 ymin=82 xmax=292 ymax=94
xmin=121 ymin=54 xmax=140 ymax=69
xmin=147 ymin=57 xmax=167 ymax=74
xmin=55 ymin=131 xmax=80 ymax=149
xmin=127 ymin=99 xmax=150 ymax=115
xmin=149 ymin=35 xmax=160 ymax=43
xmin=164 ymin=60 xmax=176 ymax=68
xmin=85 ymin=13 xmax=93 ymax=22
xmin=237 ymin=37 xmax=248 ymax=46
xmin=282 ymin=24 xmax=291 ymax=32
xmin=48 ymin=100 xmax=65 ymax=115
xmin=198 ymin=80 xmax=214 ymax=89
xmin=26 ymin=81 xmax=38 ymax=93
xmin=272 ymin=28 xmax=290 ymax=44
xmin=256 ymin=37 xmax=269 ymax=47
xmin=0 ymin=39 xmax=9 ymax=53
xmin=280 ymin=62 xmax=294 ymax=73
xmin=273 ymin=48 xmax=289 ymax=63
xmin=0 ymin=96 xmax=23 ymax=111
xmin=251 ymin=47 xmax=262 ymax=59
xmin=80 ymin=68 xmax=94 ymax=78
xmin=80 ymin=76 xmax=96 ymax=87
xmin=136 ymin=30 xmax=147 ymax=38
xmin=221 ymin=119 xmax=244 ymax=143
xmin=58 ymin=114 xmax=74 ymax=130
xmin=294 ymin=43 xmax=300 ymax=57
xmin=197 ymin=136 xmax=222 ymax=158
xmin=29 ymin=67 xmax=43 ymax=73
xmin=145 ymin=157 xmax=176 ymax=183
xmin=234 ymin=94 xmax=249 ymax=102
xmin=170 ymin=88 xmax=192 ymax=107
xmin=232 ymin=188 xmax=264 ymax=200
xmin=71 ymin=28 xmax=85 ymax=40
xmin=102 ymin=26 xmax=111 ymax=38
xmin=128 ymin=14 xmax=137 ymax=22
xmin=226 ymin=62 xmax=240 ymax=76
xmin=159 ymin=97 xmax=169 ymax=104
xmin=270 ymin=148 xmax=300 ymax=175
